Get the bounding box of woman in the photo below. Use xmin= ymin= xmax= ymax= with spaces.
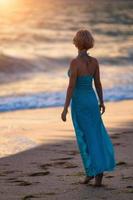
xmin=61 ymin=29 xmax=116 ymax=187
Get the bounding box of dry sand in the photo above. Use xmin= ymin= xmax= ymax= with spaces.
xmin=0 ymin=100 xmax=133 ymax=200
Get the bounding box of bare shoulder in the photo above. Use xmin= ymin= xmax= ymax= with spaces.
xmin=70 ymin=57 xmax=78 ymax=66
xmin=89 ymin=56 xmax=99 ymax=66
xmin=69 ymin=57 xmax=78 ymax=70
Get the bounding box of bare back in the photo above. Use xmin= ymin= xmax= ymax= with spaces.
xmin=75 ymin=55 xmax=97 ymax=77
xmin=68 ymin=53 xmax=101 ymax=92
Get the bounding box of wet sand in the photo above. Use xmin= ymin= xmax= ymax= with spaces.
xmin=0 ymin=100 xmax=133 ymax=200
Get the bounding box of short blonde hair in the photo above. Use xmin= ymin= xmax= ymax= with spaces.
xmin=73 ymin=29 xmax=94 ymax=50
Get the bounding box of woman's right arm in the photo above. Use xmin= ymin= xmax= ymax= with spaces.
xmin=93 ymin=59 xmax=105 ymax=114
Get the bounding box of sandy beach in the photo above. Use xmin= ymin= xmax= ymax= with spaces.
xmin=0 ymin=100 xmax=133 ymax=200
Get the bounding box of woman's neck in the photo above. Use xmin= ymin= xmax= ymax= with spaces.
xmin=78 ymin=49 xmax=89 ymax=57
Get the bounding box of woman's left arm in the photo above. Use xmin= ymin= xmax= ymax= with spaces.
xmin=61 ymin=59 xmax=77 ymax=122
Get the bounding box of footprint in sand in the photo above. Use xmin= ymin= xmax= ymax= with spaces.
xmin=63 ymin=162 xmax=78 ymax=169
xmin=7 ymin=177 xmax=21 ymax=182
xmin=126 ymin=186 xmax=133 ymax=188
xmin=29 ymin=171 xmax=50 ymax=177
xmin=22 ymin=195 xmax=37 ymax=200
xmin=22 ymin=192 xmax=57 ymax=200
xmin=50 ymin=157 xmax=74 ymax=161
xmin=40 ymin=160 xmax=78 ymax=170
xmin=7 ymin=178 xmax=34 ymax=186
xmin=40 ymin=162 xmax=66 ymax=170
xmin=7 ymin=177 xmax=17 ymax=181
xmin=111 ymin=135 xmax=120 ymax=139
xmin=18 ymin=181 xmax=32 ymax=186
xmin=39 ymin=163 xmax=53 ymax=170
xmin=16 ymin=180 xmax=32 ymax=186
xmin=116 ymin=161 xmax=127 ymax=166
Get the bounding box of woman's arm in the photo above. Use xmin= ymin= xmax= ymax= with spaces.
xmin=61 ymin=59 xmax=77 ymax=121
xmin=94 ymin=59 xmax=105 ymax=114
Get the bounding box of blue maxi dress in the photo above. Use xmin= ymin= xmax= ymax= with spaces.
xmin=68 ymin=70 xmax=116 ymax=177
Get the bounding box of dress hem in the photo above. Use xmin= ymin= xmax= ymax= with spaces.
xmin=85 ymin=165 xmax=116 ymax=176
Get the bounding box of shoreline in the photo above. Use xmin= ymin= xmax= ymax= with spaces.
xmin=0 ymin=100 xmax=133 ymax=199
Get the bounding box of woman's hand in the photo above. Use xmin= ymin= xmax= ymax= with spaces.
xmin=99 ymin=103 xmax=105 ymax=115
xmin=61 ymin=109 xmax=68 ymax=122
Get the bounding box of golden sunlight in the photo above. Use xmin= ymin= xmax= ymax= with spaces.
xmin=0 ymin=0 xmax=19 ymax=14
xmin=0 ymin=0 xmax=16 ymax=7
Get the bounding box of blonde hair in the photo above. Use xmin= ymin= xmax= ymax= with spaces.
xmin=73 ymin=29 xmax=94 ymax=50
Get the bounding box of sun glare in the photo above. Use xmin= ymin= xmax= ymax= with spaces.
xmin=0 ymin=0 xmax=19 ymax=14
xmin=0 ymin=0 xmax=16 ymax=7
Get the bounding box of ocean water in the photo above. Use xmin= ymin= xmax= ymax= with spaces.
xmin=0 ymin=0 xmax=133 ymax=112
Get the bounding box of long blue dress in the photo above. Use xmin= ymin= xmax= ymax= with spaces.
xmin=68 ymin=70 xmax=116 ymax=177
